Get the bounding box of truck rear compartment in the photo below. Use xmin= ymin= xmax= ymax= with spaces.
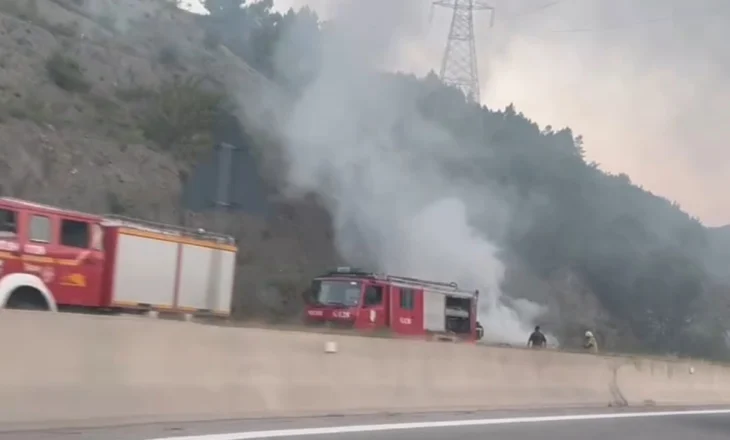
xmin=104 ymin=226 xmax=236 ymax=316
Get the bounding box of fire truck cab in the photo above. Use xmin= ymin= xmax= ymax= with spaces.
xmin=303 ymin=267 xmax=484 ymax=342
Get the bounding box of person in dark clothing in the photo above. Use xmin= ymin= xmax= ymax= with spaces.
xmin=527 ymin=325 xmax=547 ymax=348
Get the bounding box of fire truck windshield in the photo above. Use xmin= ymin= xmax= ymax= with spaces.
xmin=312 ymin=279 xmax=361 ymax=307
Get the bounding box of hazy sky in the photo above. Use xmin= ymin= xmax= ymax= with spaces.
xmin=189 ymin=0 xmax=730 ymax=227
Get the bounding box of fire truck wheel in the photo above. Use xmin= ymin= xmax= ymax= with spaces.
xmin=5 ymin=287 xmax=50 ymax=311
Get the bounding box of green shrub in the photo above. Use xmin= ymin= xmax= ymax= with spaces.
xmin=106 ymin=191 xmax=126 ymax=214
xmin=45 ymin=52 xmax=90 ymax=93
xmin=203 ymin=30 xmax=221 ymax=50
xmin=140 ymin=75 xmax=226 ymax=159
xmin=158 ymin=45 xmax=180 ymax=66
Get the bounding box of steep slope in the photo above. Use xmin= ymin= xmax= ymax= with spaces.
xmin=0 ymin=0 xmax=339 ymax=319
xmin=711 ymin=225 xmax=730 ymax=244
xmin=707 ymin=225 xmax=730 ymax=281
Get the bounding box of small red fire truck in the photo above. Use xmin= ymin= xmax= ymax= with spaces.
xmin=0 ymin=197 xmax=237 ymax=316
xmin=303 ymin=267 xmax=484 ymax=342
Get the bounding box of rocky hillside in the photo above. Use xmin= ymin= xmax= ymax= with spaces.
xmin=0 ymin=0 xmax=338 ymax=318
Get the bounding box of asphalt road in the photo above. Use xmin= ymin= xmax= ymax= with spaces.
xmin=2 ymin=407 xmax=729 ymax=440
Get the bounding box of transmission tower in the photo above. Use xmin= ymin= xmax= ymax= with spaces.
xmin=433 ymin=0 xmax=495 ymax=103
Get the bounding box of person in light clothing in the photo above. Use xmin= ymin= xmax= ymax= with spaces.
xmin=583 ymin=330 xmax=598 ymax=353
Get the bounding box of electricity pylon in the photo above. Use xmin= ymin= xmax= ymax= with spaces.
xmin=432 ymin=0 xmax=495 ymax=103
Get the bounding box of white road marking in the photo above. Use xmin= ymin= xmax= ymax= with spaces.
xmin=147 ymin=408 xmax=730 ymax=440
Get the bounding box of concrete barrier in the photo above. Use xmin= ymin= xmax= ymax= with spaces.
xmin=1 ymin=310 xmax=730 ymax=429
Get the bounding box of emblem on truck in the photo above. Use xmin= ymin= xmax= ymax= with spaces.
xmin=60 ymin=273 xmax=86 ymax=287
xmin=332 ymin=310 xmax=351 ymax=319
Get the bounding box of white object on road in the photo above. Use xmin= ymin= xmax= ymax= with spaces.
xmin=689 ymin=366 xmax=695 ymax=374
xmin=324 ymin=341 xmax=337 ymax=353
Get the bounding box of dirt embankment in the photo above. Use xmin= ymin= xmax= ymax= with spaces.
xmin=0 ymin=0 xmax=339 ymax=319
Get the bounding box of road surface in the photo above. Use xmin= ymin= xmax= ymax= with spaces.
xmin=2 ymin=407 xmax=729 ymax=440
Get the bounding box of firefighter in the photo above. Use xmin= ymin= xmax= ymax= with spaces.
xmin=475 ymin=321 xmax=484 ymax=340
xmin=583 ymin=330 xmax=598 ymax=353
xmin=527 ymin=325 xmax=547 ymax=348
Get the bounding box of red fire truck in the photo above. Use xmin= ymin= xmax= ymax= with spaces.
xmin=0 ymin=197 xmax=237 ymax=316
xmin=303 ymin=267 xmax=484 ymax=342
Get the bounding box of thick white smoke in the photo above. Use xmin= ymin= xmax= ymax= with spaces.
xmin=272 ymin=0 xmax=551 ymax=344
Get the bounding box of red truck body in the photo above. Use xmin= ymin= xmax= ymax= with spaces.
xmin=303 ymin=267 xmax=483 ymax=342
xmin=0 ymin=197 xmax=237 ymax=316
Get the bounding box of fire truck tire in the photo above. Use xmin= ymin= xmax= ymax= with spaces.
xmin=5 ymin=286 xmax=50 ymax=311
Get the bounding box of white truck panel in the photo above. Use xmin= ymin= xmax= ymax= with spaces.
xmin=177 ymin=244 xmax=210 ymax=310
xmin=215 ymin=249 xmax=236 ymax=313
xmin=177 ymin=244 xmax=235 ymax=314
xmin=112 ymin=233 xmax=178 ymax=306
xmin=423 ymin=290 xmax=446 ymax=332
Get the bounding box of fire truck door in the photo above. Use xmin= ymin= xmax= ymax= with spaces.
xmin=52 ymin=221 xmax=104 ymax=306
xmin=357 ymin=283 xmax=386 ymax=329
xmin=391 ymin=287 xmax=419 ymax=335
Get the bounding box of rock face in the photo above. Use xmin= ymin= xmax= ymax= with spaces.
xmin=0 ymin=0 xmax=340 ymax=319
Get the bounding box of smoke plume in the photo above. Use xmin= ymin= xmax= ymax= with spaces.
xmin=272 ymin=0 xmax=730 ymax=226
xmin=271 ymin=0 xmax=549 ymax=344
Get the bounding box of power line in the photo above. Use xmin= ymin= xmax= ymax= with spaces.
xmin=505 ymin=1 xmax=564 ymax=21
xmin=506 ymin=4 xmax=729 ymax=35
xmin=547 ymin=15 xmax=673 ymax=33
